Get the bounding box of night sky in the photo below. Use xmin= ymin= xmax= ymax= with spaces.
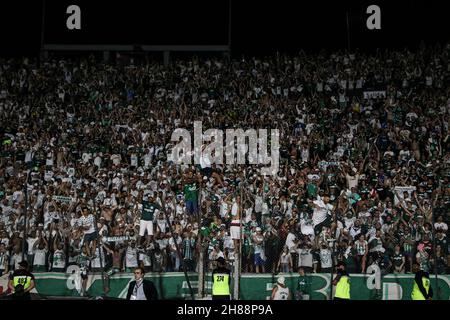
xmin=0 ymin=0 xmax=449 ymax=57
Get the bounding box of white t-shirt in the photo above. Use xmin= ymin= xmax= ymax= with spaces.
xmin=301 ymin=148 xmax=309 ymax=163
xmin=273 ymin=285 xmax=290 ymax=300
xmin=199 ymin=154 xmax=212 ymax=169
xmin=111 ymin=154 xmax=121 ymax=166
xmin=344 ymin=216 xmax=356 ymax=230
xmin=33 ymin=248 xmax=47 ymax=266
xmin=231 ymin=202 xmax=239 ymax=217
xmin=312 ymin=199 xmax=333 ymax=227
xmin=130 ymin=154 xmax=138 ymax=167
xmin=91 ymin=247 xmax=106 ymax=268
xmin=346 ymin=174 xmax=360 ymax=189
xmin=0 ymin=252 xmax=9 ymax=270
xmin=25 ymin=151 xmax=33 ymax=163
xmin=254 ymin=196 xmax=263 ymax=213
xmin=168 ymin=237 xmax=182 ymax=251
xmin=94 ymin=155 xmax=102 ymax=167
xmin=27 ymin=237 xmax=39 ymax=255
xmin=223 ymin=235 xmax=234 ymax=250
xmin=143 ymin=154 xmax=152 ymax=167
xmin=297 ymin=248 xmax=313 ymax=268
xmin=285 ymin=233 xmax=297 ymax=252
xmin=125 ymin=247 xmax=138 ymax=268
xmin=261 ymin=202 xmax=269 ymax=215
xmin=319 ymin=249 xmax=332 ymax=268
xmin=300 ymin=219 xmax=314 ymax=237
xmin=79 ymin=215 xmax=96 ymax=234
xmin=156 ymin=218 xmax=167 ymax=233
xmin=253 ymin=235 xmax=264 ymax=254
xmin=46 ymin=154 xmax=54 ymax=166
xmin=82 ymin=153 xmax=92 ymax=164
xmin=209 ymin=246 xmax=224 ymax=260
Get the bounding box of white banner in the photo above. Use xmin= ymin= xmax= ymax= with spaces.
xmin=102 ymin=236 xmax=136 ymax=243
xmin=363 ymin=91 xmax=386 ymax=99
xmin=393 ymin=186 xmax=416 ymax=205
xmin=52 ymin=195 xmax=74 ymax=203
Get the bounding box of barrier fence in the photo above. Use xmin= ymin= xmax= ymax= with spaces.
xmin=1 ymin=272 xmax=449 ymax=300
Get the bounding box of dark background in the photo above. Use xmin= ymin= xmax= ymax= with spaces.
xmin=0 ymin=0 xmax=449 ymax=57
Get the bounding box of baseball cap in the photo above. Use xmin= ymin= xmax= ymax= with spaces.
xmin=19 ymin=261 xmax=29 ymax=268
xmin=277 ymin=276 xmax=285 ymax=286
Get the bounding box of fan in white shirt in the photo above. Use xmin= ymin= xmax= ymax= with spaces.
xmin=311 ymin=196 xmax=333 ymax=228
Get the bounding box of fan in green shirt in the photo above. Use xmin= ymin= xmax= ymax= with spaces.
xmin=200 ymin=226 xmax=211 ymax=238
xmin=141 ymin=198 xmax=160 ymax=221
xmin=306 ymin=183 xmax=318 ymax=198
xmin=184 ymin=175 xmax=200 ymax=215
xmin=139 ymin=195 xmax=161 ymax=247
xmin=296 ymin=268 xmax=311 ymax=300
xmin=242 ymin=235 xmax=254 ymax=271
xmin=184 ymin=182 xmax=199 ymax=202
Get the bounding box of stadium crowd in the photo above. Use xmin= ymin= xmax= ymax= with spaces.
xmin=0 ymin=44 xmax=449 ymax=279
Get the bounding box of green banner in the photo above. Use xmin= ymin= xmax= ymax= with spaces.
xmin=1 ymin=272 xmax=448 ymax=300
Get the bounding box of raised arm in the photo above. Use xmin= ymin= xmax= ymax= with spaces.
xmin=413 ymin=192 xmax=425 ymax=213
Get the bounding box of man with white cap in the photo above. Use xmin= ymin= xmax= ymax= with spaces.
xmin=271 ymin=276 xmax=291 ymax=300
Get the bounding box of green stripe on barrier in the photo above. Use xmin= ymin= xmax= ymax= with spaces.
xmin=26 ymin=272 xmax=450 ymax=300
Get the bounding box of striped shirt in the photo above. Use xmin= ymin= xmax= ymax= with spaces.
xmin=356 ymin=241 xmax=367 ymax=256
xmin=182 ymin=238 xmax=196 ymax=260
xmin=0 ymin=252 xmax=9 ymax=270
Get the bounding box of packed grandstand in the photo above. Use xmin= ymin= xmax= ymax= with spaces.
xmin=0 ymin=44 xmax=449 ymax=298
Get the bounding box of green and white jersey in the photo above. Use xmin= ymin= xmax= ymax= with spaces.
xmin=77 ymin=253 xmax=90 ymax=272
xmin=297 ymin=276 xmax=309 ymax=293
xmin=403 ymin=237 xmax=414 ymax=253
xmin=52 ymin=250 xmax=66 ymax=269
xmin=356 ymin=241 xmax=367 ymax=256
xmin=184 ymin=182 xmax=198 ymax=201
xmin=208 ymin=238 xmax=219 ymax=253
xmin=141 ymin=201 xmax=159 ymax=221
